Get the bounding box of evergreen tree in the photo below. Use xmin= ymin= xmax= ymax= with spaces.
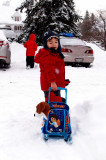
xmin=16 ymin=0 xmax=81 ymax=44
xmin=90 ymin=13 xmax=96 ymax=27
xmin=78 ymin=11 xmax=102 ymax=42
xmin=80 ymin=10 xmax=92 ymax=41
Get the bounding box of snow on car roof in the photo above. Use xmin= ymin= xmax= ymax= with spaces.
xmin=0 ymin=30 xmax=7 ymax=41
xmin=60 ymin=36 xmax=86 ymax=46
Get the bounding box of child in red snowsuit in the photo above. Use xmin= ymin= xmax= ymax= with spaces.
xmin=24 ymin=33 xmax=37 ymax=68
xmin=34 ymin=30 xmax=70 ymax=102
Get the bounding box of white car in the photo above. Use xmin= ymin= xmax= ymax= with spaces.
xmin=0 ymin=30 xmax=11 ymax=68
xmin=60 ymin=35 xmax=94 ymax=67
xmin=0 ymin=26 xmax=16 ymax=40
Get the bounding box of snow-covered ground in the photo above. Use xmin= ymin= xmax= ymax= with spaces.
xmin=0 ymin=42 xmax=106 ymax=160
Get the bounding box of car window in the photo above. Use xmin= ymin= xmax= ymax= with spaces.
xmin=60 ymin=37 xmax=86 ymax=46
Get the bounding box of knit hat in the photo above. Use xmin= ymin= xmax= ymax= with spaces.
xmin=43 ymin=29 xmax=59 ymax=43
xmin=43 ymin=29 xmax=64 ymax=59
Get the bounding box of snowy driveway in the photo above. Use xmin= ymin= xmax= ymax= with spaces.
xmin=0 ymin=42 xmax=106 ymax=160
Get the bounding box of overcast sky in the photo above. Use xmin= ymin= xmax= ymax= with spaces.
xmin=0 ymin=0 xmax=106 ymax=15
xmin=74 ymin=0 xmax=106 ymax=15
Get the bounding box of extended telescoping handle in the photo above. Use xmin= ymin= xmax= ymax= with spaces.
xmin=48 ymin=87 xmax=67 ymax=104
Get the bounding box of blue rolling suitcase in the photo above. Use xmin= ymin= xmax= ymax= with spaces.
xmin=42 ymin=87 xmax=72 ymax=142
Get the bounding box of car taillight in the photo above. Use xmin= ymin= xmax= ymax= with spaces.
xmin=85 ymin=50 xmax=93 ymax=54
xmin=0 ymin=41 xmax=8 ymax=46
xmin=0 ymin=41 xmax=3 ymax=46
xmin=3 ymin=41 xmax=8 ymax=46
xmin=62 ymin=48 xmax=72 ymax=53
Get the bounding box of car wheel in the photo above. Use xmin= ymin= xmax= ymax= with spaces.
xmin=4 ymin=63 xmax=10 ymax=69
xmin=84 ymin=63 xmax=90 ymax=68
xmin=65 ymin=62 xmax=71 ymax=66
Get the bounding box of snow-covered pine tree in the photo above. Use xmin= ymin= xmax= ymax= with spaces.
xmin=80 ymin=11 xmax=92 ymax=41
xmin=17 ymin=0 xmax=81 ymax=44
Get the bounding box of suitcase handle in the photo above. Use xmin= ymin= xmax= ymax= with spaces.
xmin=48 ymin=87 xmax=67 ymax=104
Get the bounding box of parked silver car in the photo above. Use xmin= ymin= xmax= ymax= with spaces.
xmin=60 ymin=36 xmax=94 ymax=67
xmin=0 ymin=30 xmax=11 ymax=68
xmin=0 ymin=26 xmax=16 ymax=40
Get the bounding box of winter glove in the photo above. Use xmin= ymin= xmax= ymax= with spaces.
xmin=65 ymin=79 xmax=70 ymax=86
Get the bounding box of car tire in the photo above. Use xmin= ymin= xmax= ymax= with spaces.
xmin=4 ymin=63 xmax=10 ymax=69
xmin=84 ymin=63 xmax=90 ymax=68
xmin=65 ymin=62 xmax=70 ymax=66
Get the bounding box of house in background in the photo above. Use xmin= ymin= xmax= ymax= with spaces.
xmin=11 ymin=10 xmax=23 ymax=35
xmin=2 ymin=0 xmax=11 ymax=6
xmin=0 ymin=3 xmax=25 ymax=39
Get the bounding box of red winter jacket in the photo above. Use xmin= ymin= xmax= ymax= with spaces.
xmin=24 ymin=34 xmax=37 ymax=56
xmin=34 ymin=48 xmax=65 ymax=91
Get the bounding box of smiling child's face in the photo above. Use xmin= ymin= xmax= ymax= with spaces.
xmin=47 ymin=37 xmax=59 ymax=50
